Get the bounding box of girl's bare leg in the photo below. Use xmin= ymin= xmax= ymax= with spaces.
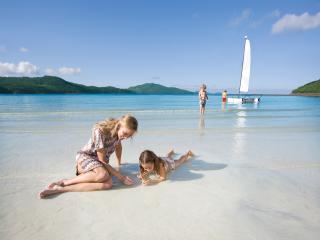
xmin=39 ymin=178 xmax=113 ymax=198
xmin=47 ymin=167 xmax=110 ymax=188
xmin=174 ymin=150 xmax=195 ymax=168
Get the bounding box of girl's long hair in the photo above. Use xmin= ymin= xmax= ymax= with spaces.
xmin=94 ymin=115 xmax=138 ymax=139
xmin=139 ymin=150 xmax=164 ymax=176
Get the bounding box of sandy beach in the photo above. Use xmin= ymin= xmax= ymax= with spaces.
xmin=1 ymin=0 xmax=320 ymax=238
xmin=1 ymin=95 xmax=320 ymax=240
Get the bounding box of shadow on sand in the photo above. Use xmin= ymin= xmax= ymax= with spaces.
xmin=169 ymin=158 xmax=227 ymax=182
xmin=112 ymin=159 xmax=227 ymax=188
xmin=41 ymin=159 xmax=228 ymax=197
xmin=110 ymin=163 xmax=142 ymax=189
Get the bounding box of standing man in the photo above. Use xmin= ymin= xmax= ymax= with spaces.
xmin=199 ymin=84 xmax=209 ymax=115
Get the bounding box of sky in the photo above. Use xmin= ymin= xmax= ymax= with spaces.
xmin=0 ymin=0 xmax=320 ymax=93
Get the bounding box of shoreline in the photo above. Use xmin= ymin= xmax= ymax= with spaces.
xmin=0 ymin=93 xmax=306 ymax=96
xmin=290 ymin=93 xmax=320 ymax=97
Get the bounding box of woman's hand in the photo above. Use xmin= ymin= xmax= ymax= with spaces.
xmin=120 ymin=175 xmax=134 ymax=186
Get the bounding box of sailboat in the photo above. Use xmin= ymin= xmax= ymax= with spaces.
xmin=227 ymin=36 xmax=260 ymax=104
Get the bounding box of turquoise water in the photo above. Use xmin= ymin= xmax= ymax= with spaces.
xmin=0 ymin=94 xmax=319 ymax=132
xmin=1 ymin=94 xmax=319 ymax=168
xmin=1 ymin=94 xmax=320 ymax=167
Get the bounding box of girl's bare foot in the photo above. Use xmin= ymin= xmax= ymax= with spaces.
xmin=167 ymin=149 xmax=175 ymax=158
xmin=39 ymin=185 xmax=63 ymax=199
xmin=184 ymin=150 xmax=195 ymax=161
xmin=187 ymin=150 xmax=195 ymax=158
xmin=47 ymin=179 xmax=66 ymax=189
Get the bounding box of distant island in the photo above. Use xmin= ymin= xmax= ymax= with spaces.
xmin=0 ymin=76 xmax=194 ymax=94
xmin=292 ymin=79 xmax=320 ymax=96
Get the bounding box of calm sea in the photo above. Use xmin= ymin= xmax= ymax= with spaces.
xmin=0 ymin=94 xmax=319 ymax=131
xmin=0 ymin=94 xmax=319 ymax=175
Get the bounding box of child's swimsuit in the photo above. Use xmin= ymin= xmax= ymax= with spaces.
xmin=161 ymin=157 xmax=175 ymax=172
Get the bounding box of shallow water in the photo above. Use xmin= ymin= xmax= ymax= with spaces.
xmin=0 ymin=94 xmax=319 ymax=240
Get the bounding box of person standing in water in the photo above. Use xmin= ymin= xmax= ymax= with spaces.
xmin=222 ymin=90 xmax=228 ymax=103
xmin=199 ymin=84 xmax=209 ymax=115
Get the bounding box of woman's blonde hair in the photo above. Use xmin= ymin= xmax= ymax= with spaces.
xmin=94 ymin=115 xmax=138 ymax=138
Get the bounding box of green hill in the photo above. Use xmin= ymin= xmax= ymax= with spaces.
xmin=128 ymin=83 xmax=192 ymax=94
xmin=292 ymin=79 xmax=320 ymax=96
xmin=0 ymin=76 xmax=193 ymax=94
xmin=0 ymin=86 xmax=12 ymax=93
xmin=0 ymin=76 xmax=132 ymax=94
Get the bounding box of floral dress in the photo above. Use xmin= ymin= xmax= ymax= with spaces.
xmin=75 ymin=127 xmax=121 ymax=175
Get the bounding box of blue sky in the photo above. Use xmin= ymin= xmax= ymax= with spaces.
xmin=0 ymin=0 xmax=319 ymax=93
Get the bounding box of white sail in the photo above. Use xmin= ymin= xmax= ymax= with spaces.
xmin=239 ymin=37 xmax=251 ymax=93
xmin=228 ymin=36 xmax=260 ymax=104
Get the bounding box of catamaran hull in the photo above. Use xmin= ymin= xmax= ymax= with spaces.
xmin=227 ymin=97 xmax=260 ymax=104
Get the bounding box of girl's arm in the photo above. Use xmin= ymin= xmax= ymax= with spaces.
xmin=115 ymin=142 xmax=122 ymax=166
xmin=96 ymin=149 xmax=134 ymax=185
xmin=142 ymin=164 xmax=167 ymax=185
xmin=138 ymin=170 xmax=149 ymax=179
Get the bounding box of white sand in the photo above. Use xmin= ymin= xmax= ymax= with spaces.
xmin=1 ymin=123 xmax=320 ymax=240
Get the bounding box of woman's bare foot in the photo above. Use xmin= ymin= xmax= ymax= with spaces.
xmin=47 ymin=179 xmax=66 ymax=189
xmin=39 ymin=185 xmax=63 ymax=199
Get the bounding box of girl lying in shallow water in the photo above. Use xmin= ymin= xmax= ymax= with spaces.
xmin=138 ymin=149 xmax=194 ymax=185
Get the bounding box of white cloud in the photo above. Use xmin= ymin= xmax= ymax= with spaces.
xmin=16 ymin=62 xmax=37 ymax=74
xmin=0 ymin=62 xmax=81 ymax=77
xmin=272 ymin=11 xmax=320 ymax=33
xmin=58 ymin=67 xmax=81 ymax=75
xmin=0 ymin=61 xmax=38 ymax=75
xmin=20 ymin=47 xmax=29 ymax=52
xmin=250 ymin=9 xmax=281 ymax=28
xmin=46 ymin=67 xmax=81 ymax=76
xmin=229 ymin=9 xmax=251 ymax=26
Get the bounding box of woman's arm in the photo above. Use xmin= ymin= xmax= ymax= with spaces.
xmin=115 ymin=142 xmax=122 ymax=166
xmin=96 ymin=149 xmax=134 ymax=185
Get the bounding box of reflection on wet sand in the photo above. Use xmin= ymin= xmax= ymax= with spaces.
xmin=232 ymin=105 xmax=247 ymax=157
xmin=221 ymin=102 xmax=226 ymax=112
xmin=198 ymin=116 xmax=205 ymax=136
